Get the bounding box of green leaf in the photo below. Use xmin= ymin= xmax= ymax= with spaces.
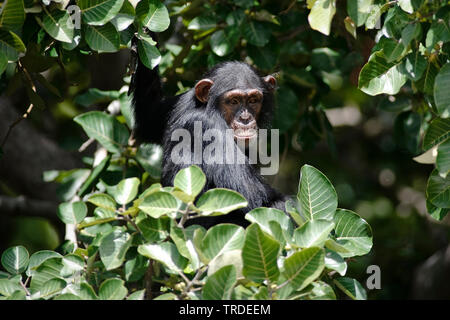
xmin=74 ymin=111 xmax=130 ymax=154
xmin=358 ymin=51 xmax=407 ymax=95
xmin=77 ymin=0 xmax=125 ymax=26
xmin=112 ymin=177 xmax=140 ymax=205
xmin=293 ymin=220 xmax=335 ymax=248
xmin=39 ymin=278 xmax=66 ymax=299
xmin=30 ymin=258 xmax=64 ymax=291
xmin=210 ymin=27 xmax=240 ymax=57
xmin=196 ymin=188 xmax=248 ymax=216
xmin=434 ymin=63 xmax=450 ymax=118
xmin=75 ymin=88 xmax=121 ymax=107
xmin=202 ymin=265 xmax=237 ymax=300
xmin=347 ymin=0 xmax=372 ymax=27
xmin=127 ymin=289 xmax=146 ymax=300
xmin=282 ymin=247 xmax=325 ymax=291
xmin=110 ymin=0 xmax=135 ymax=31
xmin=37 ymin=9 xmax=74 ymax=43
xmin=78 ymin=154 xmax=111 ymax=196
xmin=334 ymin=277 xmax=367 ymax=300
xmin=242 ymin=224 xmax=280 ymax=283
xmin=398 ymin=0 xmax=413 ymax=13
xmin=138 ymin=242 xmax=188 ymax=273
xmin=87 ymin=193 xmax=116 ymax=211
xmin=242 ymin=21 xmax=271 ymax=47
xmin=401 ymin=23 xmax=421 ymax=47
xmin=426 ymin=168 xmax=450 ymax=208
xmin=136 ymin=0 xmax=170 ymax=32
xmin=416 ymin=59 xmax=439 ymax=95
xmin=99 ymin=229 xmax=132 ymax=270
xmin=0 ymin=0 xmax=25 ymax=31
xmin=0 ymin=29 xmax=26 ymax=61
xmin=437 ymin=139 xmax=450 ymax=175
xmin=245 ymin=207 xmax=293 ymax=244
xmin=1 ymin=246 xmax=29 ymax=275
xmin=298 ymin=164 xmax=338 ymax=221
xmin=170 ymin=222 xmax=201 ymax=269
xmin=138 ymin=35 xmax=161 ymax=69
xmin=383 ymin=39 xmax=406 ymax=63
xmin=26 ymin=250 xmax=62 ymax=277
xmin=188 ymin=16 xmax=217 ymax=30
xmin=423 ymin=118 xmax=450 ymax=151
xmin=0 ymin=51 xmax=7 ymax=75
xmin=0 ymin=279 xmax=24 ymax=297
xmin=399 ymin=50 xmax=427 ymax=81
xmin=173 ymin=165 xmax=206 ymax=201
xmin=425 ymin=18 xmax=450 ymax=49
xmin=135 ymin=143 xmax=162 ymax=179
xmin=139 ymin=191 xmax=179 ymax=218
xmin=54 ymin=293 xmax=82 ymax=300
xmin=200 ymin=224 xmax=245 ymax=262
xmin=137 ymin=215 xmax=169 ymax=243
xmin=57 ymin=201 xmax=87 ymax=225
xmin=98 ymin=278 xmax=128 ymax=300
xmin=85 ymin=23 xmax=120 ymax=53
xmin=308 ymin=281 xmax=336 ymax=300
xmin=308 ymin=0 xmax=337 ymax=36
xmin=427 ymin=200 xmax=449 ymax=221
xmin=324 ymin=250 xmax=347 ymax=276
xmin=334 ymin=209 xmax=373 ymax=257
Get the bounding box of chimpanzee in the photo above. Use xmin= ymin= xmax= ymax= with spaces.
xmin=130 ymin=44 xmax=288 ymax=227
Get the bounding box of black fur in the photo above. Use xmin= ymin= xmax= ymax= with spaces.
xmin=130 ymin=58 xmax=287 ymax=227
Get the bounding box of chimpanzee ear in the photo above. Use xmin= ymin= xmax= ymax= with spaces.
xmin=195 ymin=79 xmax=214 ymax=103
xmin=263 ymin=75 xmax=277 ymax=91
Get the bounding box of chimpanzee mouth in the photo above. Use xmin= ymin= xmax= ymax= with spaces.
xmin=232 ymin=121 xmax=257 ymax=140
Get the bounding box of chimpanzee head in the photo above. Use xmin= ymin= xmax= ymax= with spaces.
xmin=194 ymin=61 xmax=276 ymax=142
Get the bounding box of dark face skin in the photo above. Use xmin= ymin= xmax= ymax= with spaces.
xmin=194 ymin=75 xmax=276 ymax=142
xmin=220 ymin=89 xmax=263 ymax=141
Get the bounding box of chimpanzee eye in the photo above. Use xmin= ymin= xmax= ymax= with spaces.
xmin=231 ymin=98 xmax=239 ymax=105
xmin=249 ymin=97 xmax=257 ymax=104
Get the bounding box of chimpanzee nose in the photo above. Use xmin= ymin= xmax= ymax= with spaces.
xmin=240 ymin=110 xmax=251 ymax=124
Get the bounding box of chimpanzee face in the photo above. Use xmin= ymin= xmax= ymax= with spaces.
xmin=194 ymin=75 xmax=276 ymax=142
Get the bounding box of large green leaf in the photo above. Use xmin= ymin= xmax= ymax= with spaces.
xmin=136 ymin=0 xmax=170 ymax=32
xmin=138 ymin=191 xmax=179 ymax=218
xmin=74 ymin=88 xmax=121 ymax=107
xmin=0 ymin=29 xmax=26 ymax=61
xmin=210 ymin=27 xmax=240 ymax=57
xmin=399 ymin=50 xmax=427 ymax=81
xmin=84 ymin=23 xmax=120 ymax=53
xmin=434 ymin=63 xmax=450 ymax=118
xmin=74 ymin=111 xmax=129 ymax=154
xmin=347 ymin=0 xmax=372 ymax=27
xmin=98 ymin=279 xmax=128 ymax=300
xmin=333 ymin=209 xmax=373 ymax=257
xmin=138 ymin=242 xmax=188 ymax=273
xmin=282 ymin=247 xmax=325 ymax=291
xmin=334 ymin=277 xmax=367 ymax=300
xmin=416 ymin=59 xmax=439 ymax=95
xmin=423 ymin=118 xmax=450 ymax=151
xmin=293 ymin=220 xmax=335 ymax=248
xmin=242 ymin=224 xmax=280 ymax=283
xmin=137 ymin=35 xmax=161 ymax=70
xmin=57 ymin=201 xmax=87 ymax=225
xmin=242 ymin=21 xmax=271 ymax=47
xmin=77 ymin=0 xmax=124 ymax=26
xmin=87 ymin=193 xmax=116 ymax=211
xmin=324 ymin=250 xmax=347 ymax=276
xmin=425 ymin=18 xmax=450 ymax=50
xmin=111 ymin=177 xmax=140 ymax=205
xmin=196 ymin=188 xmax=247 ymax=216
xmin=39 ymin=278 xmax=66 ymax=299
xmin=1 ymin=246 xmax=29 ymax=275
xmin=173 ymin=165 xmax=206 ymax=202
xmin=29 ymin=258 xmax=64 ymax=291
xmin=0 ymin=0 xmax=25 ymax=31
xmin=202 ymin=265 xmax=237 ymax=300
xmin=437 ymin=139 xmax=450 ymax=176
xmin=426 ymin=169 xmax=450 ymax=208
xmin=37 ymin=9 xmax=74 ymax=43
xmin=245 ymin=207 xmax=293 ymax=244
xmin=26 ymin=250 xmax=62 ymax=277
xmin=298 ymin=164 xmax=338 ymax=221
xmin=99 ymin=229 xmax=132 ymax=270
xmin=358 ymin=51 xmax=407 ymax=95
xmin=110 ymin=0 xmax=135 ymax=31
xmin=308 ymin=0 xmax=336 ymax=36
xmin=0 ymin=279 xmax=24 ymax=297
xmin=200 ymin=224 xmax=245 ymax=263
